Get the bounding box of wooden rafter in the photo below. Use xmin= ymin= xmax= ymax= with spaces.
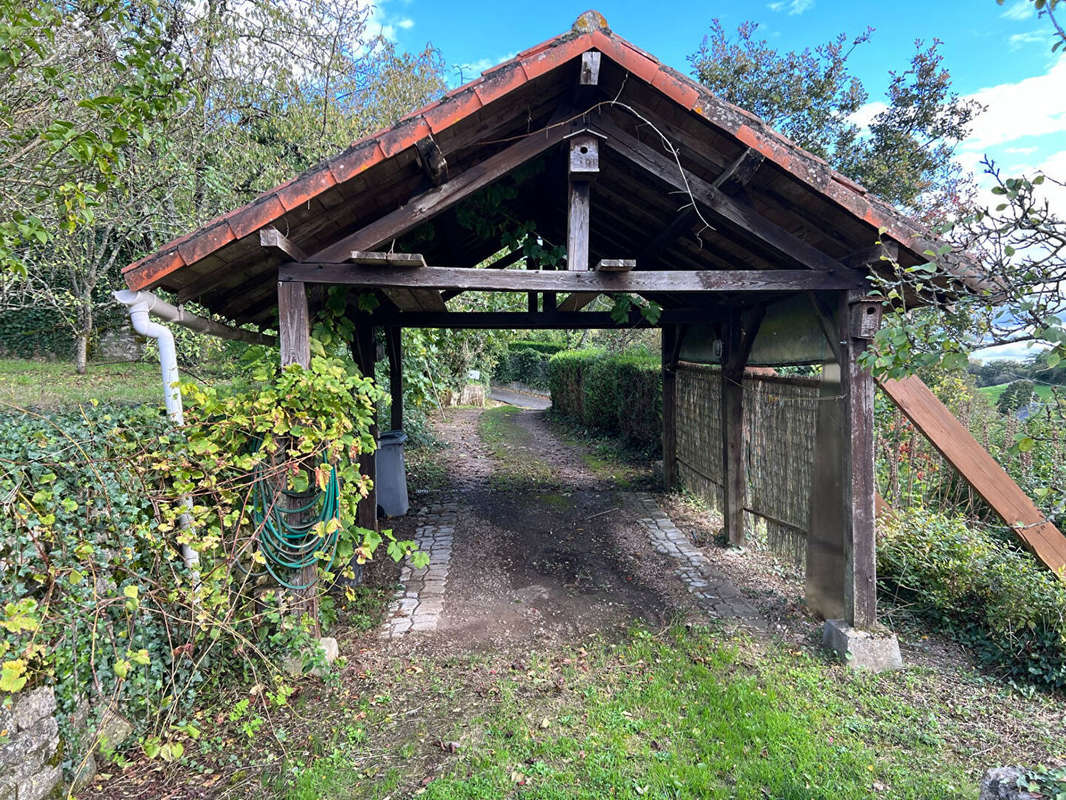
xmin=592 ymin=116 xmax=853 ymax=274
xmin=305 ymin=121 xmax=579 ymax=263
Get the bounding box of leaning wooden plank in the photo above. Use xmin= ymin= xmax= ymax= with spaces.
xmin=557 ymin=291 xmax=599 ymax=312
xmin=349 ymin=251 xmax=427 ymax=267
xmin=880 ymin=374 xmax=1066 ymax=577
xmin=596 ymin=259 xmax=636 ymax=272
xmin=279 ymin=264 xmax=865 ymax=292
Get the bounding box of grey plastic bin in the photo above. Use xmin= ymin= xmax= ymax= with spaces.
xmin=375 ymin=430 xmax=409 ymax=517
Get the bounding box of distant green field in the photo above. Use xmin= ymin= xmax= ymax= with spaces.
xmin=0 ymin=358 xmax=164 ymax=410
xmin=978 ymin=382 xmax=1060 ymax=404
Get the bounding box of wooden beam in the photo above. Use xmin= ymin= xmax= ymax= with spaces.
xmin=349 ymin=251 xmax=427 ymax=267
xmin=279 ymin=263 xmax=865 ymax=292
xmin=662 ymin=325 xmax=679 ymax=489
xmin=415 ymin=135 xmax=448 ymax=186
xmin=842 ymin=290 xmax=880 ymax=628
xmin=351 ymin=322 xmax=378 ymax=535
xmin=441 ymin=248 xmax=525 ymax=302
xmin=721 ymin=308 xmax=764 ymax=547
xmin=567 ymin=182 xmax=590 ymax=271
xmin=557 ymin=291 xmax=599 ymax=312
xmin=593 ymin=117 xmax=854 ymax=274
xmin=261 ymin=227 xmax=307 ymax=261
xmin=307 ymin=121 xmax=576 ymax=262
xmin=713 ymin=147 xmax=765 ymax=195
xmin=841 ymin=241 xmax=899 ymax=269
xmin=579 ymin=50 xmax=601 ymax=85
xmin=364 ymin=308 xmax=734 ymax=329
xmin=277 ymin=279 xmax=315 ymax=605
xmin=382 ymin=288 xmax=423 ymax=312
xmin=805 ymin=291 xmax=880 ymax=627
xmin=637 ymin=209 xmax=698 ymax=268
xmin=567 ymin=133 xmax=599 ymax=272
xmin=596 ymin=259 xmax=635 ymax=272
xmin=386 ymin=326 xmax=402 ymax=432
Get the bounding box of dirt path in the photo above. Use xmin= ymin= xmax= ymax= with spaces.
xmin=381 ymin=406 xmax=758 ymax=653
xmin=83 ymin=405 xmax=1066 ymax=799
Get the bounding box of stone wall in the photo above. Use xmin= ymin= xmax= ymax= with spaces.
xmin=0 ymin=687 xmax=61 ymax=800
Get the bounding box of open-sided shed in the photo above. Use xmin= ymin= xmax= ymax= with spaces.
xmin=122 ymin=11 xmax=980 ymax=649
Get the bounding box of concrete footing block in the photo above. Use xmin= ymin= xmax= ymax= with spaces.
xmin=822 ymin=619 xmax=903 ymax=672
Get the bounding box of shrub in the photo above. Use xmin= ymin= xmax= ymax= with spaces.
xmin=547 ymin=349 xmax=601 ymax=420
xmin=878 ymin=507 xmax=1066 ymax=689
xmin=996 ymin=379 xmax=1036 ymax=414
xmin=548 ymin=349 xmax=662 ymax=452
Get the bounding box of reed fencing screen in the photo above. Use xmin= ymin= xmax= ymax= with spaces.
xmin=675 ymin=363 xmax=819 ymax=567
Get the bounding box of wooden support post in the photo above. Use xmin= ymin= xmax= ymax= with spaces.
xmin=277 ymin=280 xmax=317 ymax=614
xmin=805 ymin=292 xmax=881 ymax=628
xmin=843 ymin=292 xmax=881 ymax=628
xmin=720 ymin=310 xmax=763 ymax=546
xmin=720 ymin=317 xmax=746 ymax=547
xmin=662 ymin=326 xmax=678 ymax=490
xmin=352 ymin=322 xmax=379 ymax=534
xmin=278 ymin=281 xmax=310 ymax=368
xmin=567 ymin=183 xmax=590 ymax=271
xmin=566 ymin=132 xmax=599 ymax=271
xmin=386 ymin=326 xmax=402 ymax=432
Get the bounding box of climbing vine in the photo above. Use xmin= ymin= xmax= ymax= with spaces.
xmin=0 ymin=344 xmax=426 ymax=770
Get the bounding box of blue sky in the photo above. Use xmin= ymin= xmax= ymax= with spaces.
xmin=372 ymin=0 xmax=1066 ymax=360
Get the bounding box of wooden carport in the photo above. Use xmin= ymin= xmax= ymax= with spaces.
xmin=122 ymin=11 xmax=982 ymax=639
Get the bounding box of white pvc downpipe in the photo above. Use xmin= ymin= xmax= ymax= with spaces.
xmin=114 ymin=289 xmax=201 ymax=580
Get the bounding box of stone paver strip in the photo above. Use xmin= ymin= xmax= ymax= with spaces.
xmin=381 ymin=501 xmax=456 ymax=638
xmin=632 ymin=492 xmax=763 ymax=627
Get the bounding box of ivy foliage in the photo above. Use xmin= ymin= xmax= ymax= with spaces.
xmin=0 ymin=346 xmax=423 ymax=768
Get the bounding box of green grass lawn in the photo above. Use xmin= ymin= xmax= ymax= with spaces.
xmin=278 ymin=626 xmax=1037 ymax=799
xmin=977 ymin=382 xmax=1059 ymax=404
xmin=0 ymin=358 xmax=165 ymax=409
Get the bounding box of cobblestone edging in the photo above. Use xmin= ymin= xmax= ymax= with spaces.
xmin=0 ymin=686 xmax=61 ymax=800
xmin=632 ymin=492 xmax=762 ymax=625
xmin=381 ymin=501 xmax=456 ymax=638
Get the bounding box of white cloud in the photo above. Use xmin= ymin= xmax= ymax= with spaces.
xmin=1009 ymin=30 xmax=1049 ymax=49
xmin=366 ymin=1 xmax=413 ymax=42
xmin=1000 ymin=0 xmax=1035 ymax=21
xmin=959 ymin=56 xmax=1066 ymax=153
xmin=972 ymin=340 xmax=1048 ymax=362
xmin=848 ymin=100 xmax=888 ymax=131
xmin=767 ymin=0 xmax=814 ymax=15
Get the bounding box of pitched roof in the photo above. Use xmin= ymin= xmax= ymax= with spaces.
xmin=123 ymin=10 xmax=958 ymax=324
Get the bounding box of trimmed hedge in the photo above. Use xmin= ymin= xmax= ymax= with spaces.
xmin=493 ymin=340 xmax=566 ymax=390
xmin=548 ymin=348 xmax=662 ymax=452
xmin=878 ymin=507 xmax=1066 ymax=689
xmin=510 ymin=339 xmax=565 ymax=356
